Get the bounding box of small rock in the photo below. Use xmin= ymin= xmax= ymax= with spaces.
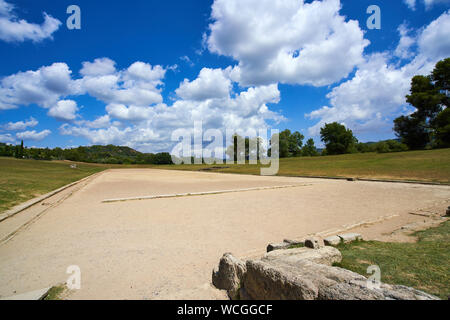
xmin=283 ymin=239 xmax=304 ymax=246
xmin=266 ymin=242 xmax=291 ymax=252
xmin=338 ymin=233 xmax=362 ymax=243
xmin=347 ymin=177 xmax=357 ymax=181
xmin=304 ymin=237 xmax=324 ymax=249
xmin=446 ymin=206 xmax=450 ymax=216
xmin=212 ymin=253 xmax=247 ymax=300
xmin=324 ymin=235 xmax=341 ymax=246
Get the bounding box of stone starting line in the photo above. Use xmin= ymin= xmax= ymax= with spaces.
xmin=102 ymin=184 xmax=310 ymax=203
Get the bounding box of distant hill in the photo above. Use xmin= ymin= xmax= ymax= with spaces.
xmin=0 ymin=143 xmax=173 ymax=165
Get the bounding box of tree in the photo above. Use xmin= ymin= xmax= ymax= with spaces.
xmin=226 ymin=134 xmax=265 ymax=163
xmin=320 ymin=122 xmax=358 ymax=155
xmin=434 ymin=107 xmax=450 ymax=148
xmin=394 ymin=57 xmax=450 ymax=149
xmin=277 ymin=129 xmax=304 ymax=158
xmin=301 ymin=138 xmax=319 ymax=156
xmin=393 ymin=115 xmax=429 ymax=150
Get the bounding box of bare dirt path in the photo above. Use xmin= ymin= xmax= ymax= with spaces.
xmin=0 ymin=169 xmax=448 ymax=299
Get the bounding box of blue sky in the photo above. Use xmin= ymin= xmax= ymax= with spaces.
xmin=0 ymin=0 xmax=449 ymax=152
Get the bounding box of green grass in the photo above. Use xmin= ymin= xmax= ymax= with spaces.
xmin=154 ymin=148 xmax=450 ymax=184
xmin=334 ymin=220 xmax=450 ymax=299
xmin=43 ymin=284 xmax=67 ymax=300
xmin=0 ymin=157 xmax=105 ymax=213
xmin=1 ymin=148 xmax=449 ymax=213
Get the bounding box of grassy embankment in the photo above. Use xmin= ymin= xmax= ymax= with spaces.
xmin=335 ymin=220 xmax=450 ymax=299
xmin=0 ymin=157 xmax=105 ymax=212
xmin=155 ymin=148 xmax=450 ymax=183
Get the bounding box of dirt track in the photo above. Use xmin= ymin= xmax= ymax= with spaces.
xmin=0 ymin=169 xmax=449 ymax=299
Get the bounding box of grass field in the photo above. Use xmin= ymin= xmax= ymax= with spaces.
xmin=156 ymin=148 xmax=450 ymax=183
xmin=335 ymin=220 xmax=450 ymax=299
xmin=0 ymin=157 xmax=105 ymax=213
xmin=1 ymin=148 xmax=449 ymax=213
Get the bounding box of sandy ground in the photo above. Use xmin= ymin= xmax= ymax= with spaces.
xmin=0 ymin=169 xmax=449 ymax=299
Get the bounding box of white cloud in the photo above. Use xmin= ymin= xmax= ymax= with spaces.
xmin=418 ymin=10 xmax=450 ymax=60
xmin=0 ymin=0 xmax=61 ymax=43
xmin=405 ymin=0 xmax=450 ymax=10
xmin=306 ymin=11 xmax=450 ymax=137
xmin=0 ymin=62 xmax=78 ymax=110
xmin=206 ymin=0 xmax=369 ymax=86
xmin=404 ymin=0 xmax=416 ymax=10
xmin=61 ymin=81 xmax=284 ymax=153
xmin=0 ymin=133 xmax=16 ymax=144
xmin=424 ymin=0 xmax=450 ymax=10
xmin=180 ymin=55 xmax=194 ymax=67
xmin=75 ymin=115 xmax=113 ymax=129
xmin=48 ymin=100 xmax=79 ymax=121
xmin=0 ymin=58 xmax=165 ymax=112
xmin=80 ymin=60 xmax=165 ymax=106
xmin=80 ymin=58 xmax=116 ymax=77
xmin=1 ymin=117 xmax=38 ymax=131
xmin=105 ymin=103 xmax=156 ymax=121
xmin=175 ymin=68 xmax=232 ymax=101
xmin=16 ymin=129 xmax=51 ymax=141
xmin=394 ymin=24 xmax=416 ymax=59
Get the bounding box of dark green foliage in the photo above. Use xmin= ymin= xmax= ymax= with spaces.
xmin=394 ymin=57 xmax=450 ymax=149
xmin=269 ymin=129 xmax=304 ymax=158
xmin=320 ymin=122 xmax=358 ymax=155
xmin=434 ymin=107 xmax=450 ymax=148
xmin=301 ymin=138 xmax=319 ymax=156
xmin=0 ymin=143 xmax=173 ymax=165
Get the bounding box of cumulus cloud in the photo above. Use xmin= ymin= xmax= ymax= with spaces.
xmin=0 ymin=0 xmax=61 ymax=43
xmin=424 ymin=0 xmax=450 ymax=9
xmin=80 ymin=60 xmax=165 ymax=106
xmin=0 ymin=133 xmax=16 ymax=143
xmin=0 ymin=62 xmax=78 ymax=110
xmin=404 ymin=0 xmax=417 ymax=10
xmin=306 ymin=11 xmax=450 ymax=137
xmin=404 ymin=0 xmax=450 ymax=10
xmin=0 ymin=58 xmax=165 ymax=112
xmin=80 ymin=58 xmax=116 ymax=77
xmin=16 ymin=129 xmax=51 ymax=141
xmin=394 ymin=24 xmax=416 ymax=59
xmin=1 ymin=117 xmax=38 ymax=131
xmin=206 ymin=0 xmax=369 ymax=86
xmin=47 ymin=100 xmax=79 ymax=121
xmin=418 ymin=10 xmax=450 ymax=60
xmin=175 ymin=68 xmax=232 ymax=101
xmin=60 ymin=81 xmax=284 ymax=152
xmin=75 ymin=115 xmax=114 ymax=129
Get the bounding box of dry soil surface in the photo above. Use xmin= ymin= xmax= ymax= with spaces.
xmin=0 ymin=169 xmax=449 ymax=299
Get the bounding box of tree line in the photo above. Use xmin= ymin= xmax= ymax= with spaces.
xmin=0 ymin=143 xmax=173 ymax=165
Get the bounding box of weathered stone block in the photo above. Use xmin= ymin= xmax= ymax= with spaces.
xmin=338 ymin=233 xmax=362 ymax=243
xmin=304 ymin=237 xmax=324 ymax=249
xmin=324 ymin=235 xmax=342 ymax=246
xmin=266 ymin=242 xmax=291 ymax=252
xmin=212 ymin=253 xmax=246 ymax=299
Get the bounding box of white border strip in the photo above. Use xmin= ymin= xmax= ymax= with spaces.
xmin=102 ymin=184 xmax=308 ymax=203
